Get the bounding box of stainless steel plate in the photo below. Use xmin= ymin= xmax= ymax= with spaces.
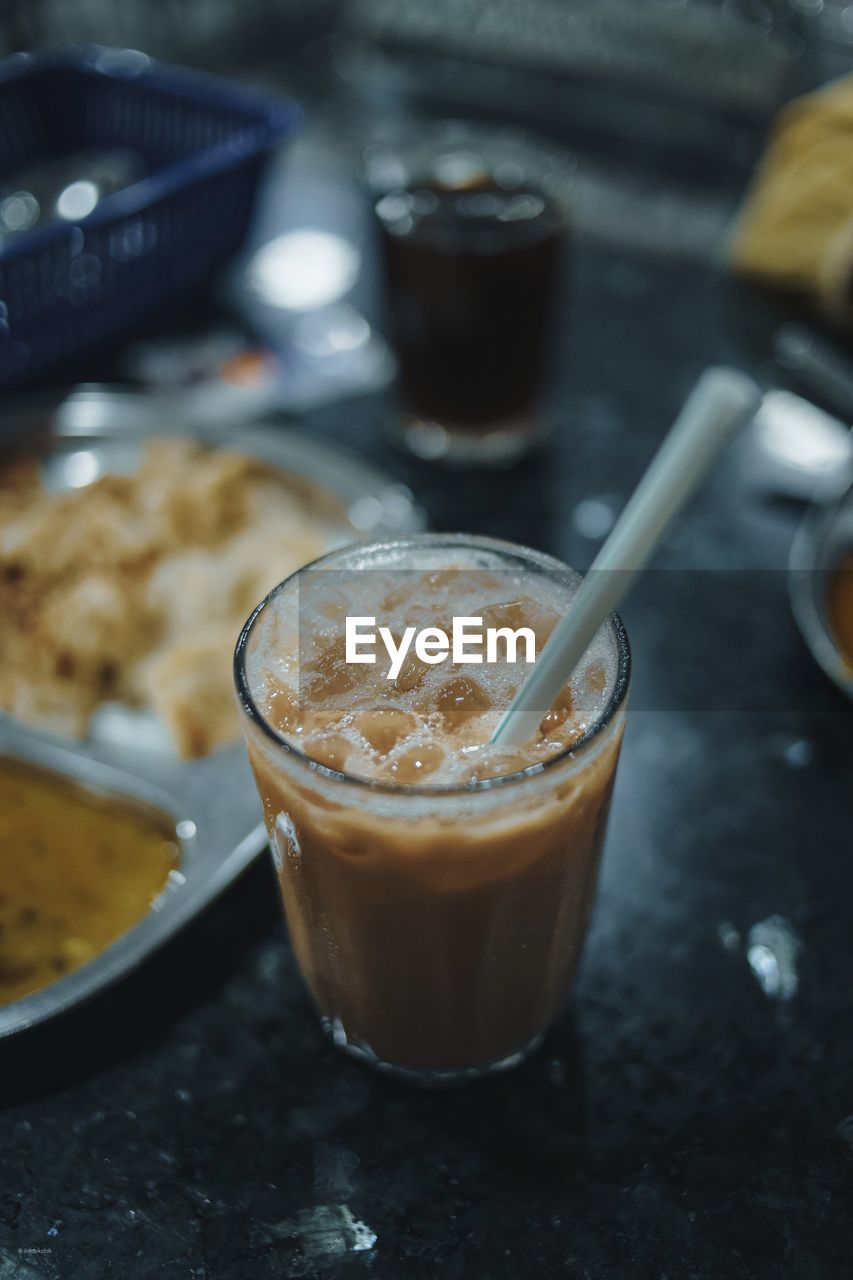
xmin=0 ymin=413 xmax=424 ymax=1037
xmin=789 ymin=480 xmax=853 ymax=702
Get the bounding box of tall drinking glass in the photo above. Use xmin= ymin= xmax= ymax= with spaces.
xmin=364 ymin=123 xmax=576 ymax=467
xmin=235 ymin=535 xmax=629 ymax=1084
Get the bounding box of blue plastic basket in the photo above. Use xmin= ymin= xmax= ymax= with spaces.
xmin=0 ymin=47 xmax=302 ymax=389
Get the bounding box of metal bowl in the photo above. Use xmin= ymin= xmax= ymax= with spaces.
xmin=789 ymin=480 xmax=853 ymax=702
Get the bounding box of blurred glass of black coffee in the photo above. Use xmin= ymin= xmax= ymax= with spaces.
xmin=364 ymin=123 xmax=575 ymax=467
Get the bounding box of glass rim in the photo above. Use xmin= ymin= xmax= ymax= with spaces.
xmin=234 ymin=533 xmax=631 ymax=798
xmin=360 ymin=117 xmax=579 ymax=193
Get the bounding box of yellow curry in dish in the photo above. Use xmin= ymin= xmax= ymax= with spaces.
xmin=828 ymin=553 xmax=853 ymax=672
xmin=0 ymin=757 xmax=178 ymax=1004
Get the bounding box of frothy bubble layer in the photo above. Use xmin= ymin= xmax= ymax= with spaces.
xmin=245 ymin=544 xmax=619 ymax=785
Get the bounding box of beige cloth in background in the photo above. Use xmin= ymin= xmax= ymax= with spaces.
xmin=731 ymin=75 xmax=853 ymax=315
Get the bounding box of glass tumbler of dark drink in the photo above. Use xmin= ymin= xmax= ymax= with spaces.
xmin=364 ymin=121 xmax=576 ymax=467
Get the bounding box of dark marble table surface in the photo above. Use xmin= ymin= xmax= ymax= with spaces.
xmin=1 ymin=232 xmax=852 ymax=1280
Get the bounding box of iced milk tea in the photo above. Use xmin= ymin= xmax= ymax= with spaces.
xmin=235 ymin=535 xmax=630 ymax=1083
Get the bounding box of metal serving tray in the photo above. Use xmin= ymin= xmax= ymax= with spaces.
xmin=0 ymin=410 xmax=423 ymax=1038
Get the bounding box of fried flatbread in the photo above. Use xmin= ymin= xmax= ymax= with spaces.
xmin=0 ymin=437 xmax=339 ymax=757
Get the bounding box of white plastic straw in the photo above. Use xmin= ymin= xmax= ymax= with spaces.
xmin=491 ymin=367 xmax=763 ymax=746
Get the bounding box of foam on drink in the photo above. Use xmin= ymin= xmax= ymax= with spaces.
xmin=244 ymin=544 xmax=618 ymax=786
